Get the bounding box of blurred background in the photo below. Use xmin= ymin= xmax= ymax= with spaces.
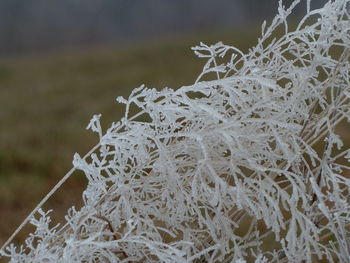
xmin=0 ymin=0 xmax=328 ymax=251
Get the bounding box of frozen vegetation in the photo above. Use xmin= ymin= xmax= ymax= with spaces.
xmin=1 ymin=0 xmax=350 ymax=262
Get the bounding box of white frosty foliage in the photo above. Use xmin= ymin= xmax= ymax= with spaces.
xmin=1 ymin=0 xmax=350 ymax=262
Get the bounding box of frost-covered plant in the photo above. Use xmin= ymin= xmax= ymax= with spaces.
xmin=1 ymin=0 xmax=350 ymax=262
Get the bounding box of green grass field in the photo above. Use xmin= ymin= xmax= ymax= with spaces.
xmin=0 ymin=28 xmax=260 ymax=248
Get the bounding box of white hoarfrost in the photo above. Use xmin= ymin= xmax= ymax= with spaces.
xmin=1 ymin=0 xmax=350 ymax=262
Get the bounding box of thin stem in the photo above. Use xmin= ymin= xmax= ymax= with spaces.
xmin=0 ymin=143 xmax=101 ymax=252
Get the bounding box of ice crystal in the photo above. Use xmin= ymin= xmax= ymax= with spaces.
xmin=1 ymin=0 xmax=350 ymax=262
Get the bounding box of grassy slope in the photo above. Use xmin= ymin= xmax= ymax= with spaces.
xmin=0 ymin=28 xmax=259 ymax=247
